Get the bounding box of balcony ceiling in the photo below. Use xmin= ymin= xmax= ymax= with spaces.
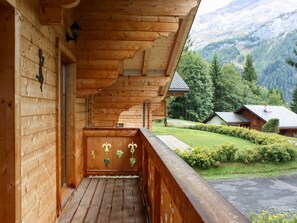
xmin=41 ymin=0 xmax=199 ymax=126
xmin=74 ymin=0 xmax=199 ymax=97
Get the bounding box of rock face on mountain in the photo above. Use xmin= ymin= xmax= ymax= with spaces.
xmin=190 ymin=0 xmax=297 ymax=103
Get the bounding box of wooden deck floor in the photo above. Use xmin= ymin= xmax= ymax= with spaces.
xmin=58 ymin=176 xmax=147 ymax=223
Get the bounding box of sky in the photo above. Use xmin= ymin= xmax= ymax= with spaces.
xmin=197 ymin=0 xmax=234 ymax=15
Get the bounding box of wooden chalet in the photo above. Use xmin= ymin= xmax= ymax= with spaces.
xmin=0 ymin=0 xmax=249 ymax=222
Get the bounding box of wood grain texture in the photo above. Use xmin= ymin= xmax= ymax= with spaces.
xmin=0 ymin=6 xmax=17 ymax=222
xmin=58 ymin=177 xmax=147 ymax=223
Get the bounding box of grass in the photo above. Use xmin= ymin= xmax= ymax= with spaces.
xmin=152 ymin=120 xmax=297 ymax=179
xmin=152 ymin=121 xmax=253 ymax=148
xmin=197 ymin=161 xmax=297 ymax=179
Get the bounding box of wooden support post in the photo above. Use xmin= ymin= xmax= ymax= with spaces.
xmin=66 ymin=63 xmax=77 ymax=187
xmin=0 ymin=5 xmax=21 ymax=222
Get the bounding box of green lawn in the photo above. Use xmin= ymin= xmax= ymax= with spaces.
xmin=197 ymin=161 xmax=297 ymax=179
xmin=152 ymin=120 xmax=297 ymax=179
xmin=152 ymin=121 xmax=253 ymax=148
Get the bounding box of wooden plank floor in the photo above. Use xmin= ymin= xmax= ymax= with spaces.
xmin=58 ymin=176 xmax=148 ymax=223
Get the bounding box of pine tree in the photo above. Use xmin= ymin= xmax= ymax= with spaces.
xmin=266 ymin=88 xmax=285 ymax=106
xmin=290 ymin=84 xmax=297 ymax=113
xmin=215 ymin=64 xmax=258 ymax=111
xmin=209 ymin=54 xmax=222 ymax=111
xmin=286 ymin=41 xmax=297 ymax=69
xmin=242 ymin=54 xmax=258 ymax=83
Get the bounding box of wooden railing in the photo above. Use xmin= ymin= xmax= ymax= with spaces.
xmin=83 ymin=128 xmax=250 ymax=223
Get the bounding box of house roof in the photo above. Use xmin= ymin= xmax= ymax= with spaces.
xmin=168 ymin=72 xmax=189 ymax=93
xmin=236 ymin=105 xmax=297 ymax=129
xmin=203 ymin=112 xmax=250 ymax=124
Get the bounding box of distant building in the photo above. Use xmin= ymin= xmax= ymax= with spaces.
xmin=203 ymin=105 xmax=297 ymax=136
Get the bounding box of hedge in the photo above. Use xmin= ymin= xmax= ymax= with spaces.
xmin=189 ymin=123 xmax=287 ymax=145
xmin=174 ymin=124 xmax=297 ymax=169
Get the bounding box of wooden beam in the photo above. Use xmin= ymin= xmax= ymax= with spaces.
xmin=78 ymin=31 xmax=170 ymax=41
xmin=77 ymin=59 xmax=120 ymax=70
xmin=162 ymin=7 xmax=198 ymax=98
xmin=77 ymin=40 xmax=153 ymax=51
xmin=39 ymin=6 xmax=62 ymax=25
xmin=142 ymin=49 xmax=150 ymax=76
xmin=77 ymin=1 xmax=197 ymax=17
xmin=165 ymin=8 xmax=197 ymax=78
xmin=76 ymin=13 xmax=179 ymax=23
xmin=77 ymin=50 xmax=138 ymax=60
xmin=0 ymin=6 xmax=20 ymax=222
xmin=41 ymin=0 xmax=80 ymax=8
xmin=77 ymin=78 xmax=117 ymax=89
xmin=77 ymin=69 xmax=118 ymax=79
xmin=79 ymin=21 xmax=179 ymax=32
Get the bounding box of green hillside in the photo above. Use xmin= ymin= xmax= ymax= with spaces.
xmin=198 ymin=29 xmax=297 ymax=103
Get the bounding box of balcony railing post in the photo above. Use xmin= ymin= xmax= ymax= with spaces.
xmin=153 ymin=169 xmax=161 ymax=223
xmin=141 ymin=145 xmax=148 ymax=195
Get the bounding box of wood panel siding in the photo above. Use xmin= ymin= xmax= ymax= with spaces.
xmin=75 ymin=98 xmax=87 ymax=185
xmin=19 ymin=1 xmax=59 ymax=221
xmin=117 ymin=103 xmax=163 ymax=129
xmin=84 ymin=128 xmax=141 ymax=175
xmin=239 ymin=110 xmax=266 ymax=131
xmin=9 ymin=0 xmax=78 ymax=222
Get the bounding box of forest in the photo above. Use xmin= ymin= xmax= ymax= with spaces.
xmin=168 ymin=41 xmax=297 ymax=122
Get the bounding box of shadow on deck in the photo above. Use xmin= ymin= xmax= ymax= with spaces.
xmin=58 ymin=176 xmax=147 ymax=223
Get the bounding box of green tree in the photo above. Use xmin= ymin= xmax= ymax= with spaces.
xmin=242 ymin=54 xmax=258 ymax=83
xmin=215 ymin=64 xmax=258 ymax=111
xmin=262 ymin=118 xmax=280 ymax=133
xmin=209 ymin=53 xmax=223 ymax=111
xmin=290 ymin=84 xmax=297 ymax=113
xmin=286 ymin=41 xmax=297 ymax=69
xmin=170 ymin=50 xmax=213 ymax=121
xmin=265 ymin=88 xmax=286 ymax=106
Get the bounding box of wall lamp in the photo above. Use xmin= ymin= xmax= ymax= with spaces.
xmin=66 ymin=21 xmax=81 ymax=43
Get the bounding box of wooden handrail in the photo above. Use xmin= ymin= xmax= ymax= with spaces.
xmin=83 ymin=127 xmax=249 ymax=222
xmin=139 ymin=128 xmax=250 ymax=223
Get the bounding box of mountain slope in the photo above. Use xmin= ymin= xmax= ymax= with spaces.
xmin=191 ymin=0 xmax=297 ymax=49
xmin=191 ymin=0 xmax=297 ymax=103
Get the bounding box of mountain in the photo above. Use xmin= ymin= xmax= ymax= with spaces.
xmin=190 ymin=0 xmax=297 ymax=103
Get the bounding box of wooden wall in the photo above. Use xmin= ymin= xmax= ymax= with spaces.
xmin=102 ymin=103 xmax=164 ymax=130
xmin=3 ymin=0 xmax=85 ymax=222
xmin=0 ymin=5 xmax=18 ymax=222
xmin=75 ymin=98 xmax=87 ymax=185
xmin=117 ymin=104 xmax=150 ymax=129
xmin=19 ymin=1 xmax=58 ymax=221
xmin=240 ymin=110 xmax=266 ymax=131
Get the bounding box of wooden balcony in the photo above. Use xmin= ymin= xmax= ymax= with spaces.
xmin=58 ymin=128 xmax=249 ymax=223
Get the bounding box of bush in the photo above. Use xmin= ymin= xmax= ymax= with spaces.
xmin=175 ymin=123 xmax=297 ymax=169
xmin=234 ymin=147 xmax=260 ymax=164
xmin=248 ymin=210 xmax=297 ymax=223
xmin=191 ymin=123 xmax=287 ymax=145
xmin=216 ymin=142 xmax=238 ymax=162
xmin=262 ymin=118 xmax=280 ymax=133
xmin=258 ymin=143 xmax=297 ymax=162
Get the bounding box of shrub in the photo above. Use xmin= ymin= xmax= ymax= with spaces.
xmin=258 ymin=143 xmax=297 ymax=162
xmin=191 ymin=123 xmax=286 ymax=145
xmin=216 ymin=142 xmax=238 ymax=162
xmin=248 ymin=210 xmax=297 ymax=223
xmin=262 ymin=118 xmax=280 ymax=133
xmin=234 ymin=147 xmax=260 ymax=164
xmin=175 ymin=123 xmax=297 ymax=168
